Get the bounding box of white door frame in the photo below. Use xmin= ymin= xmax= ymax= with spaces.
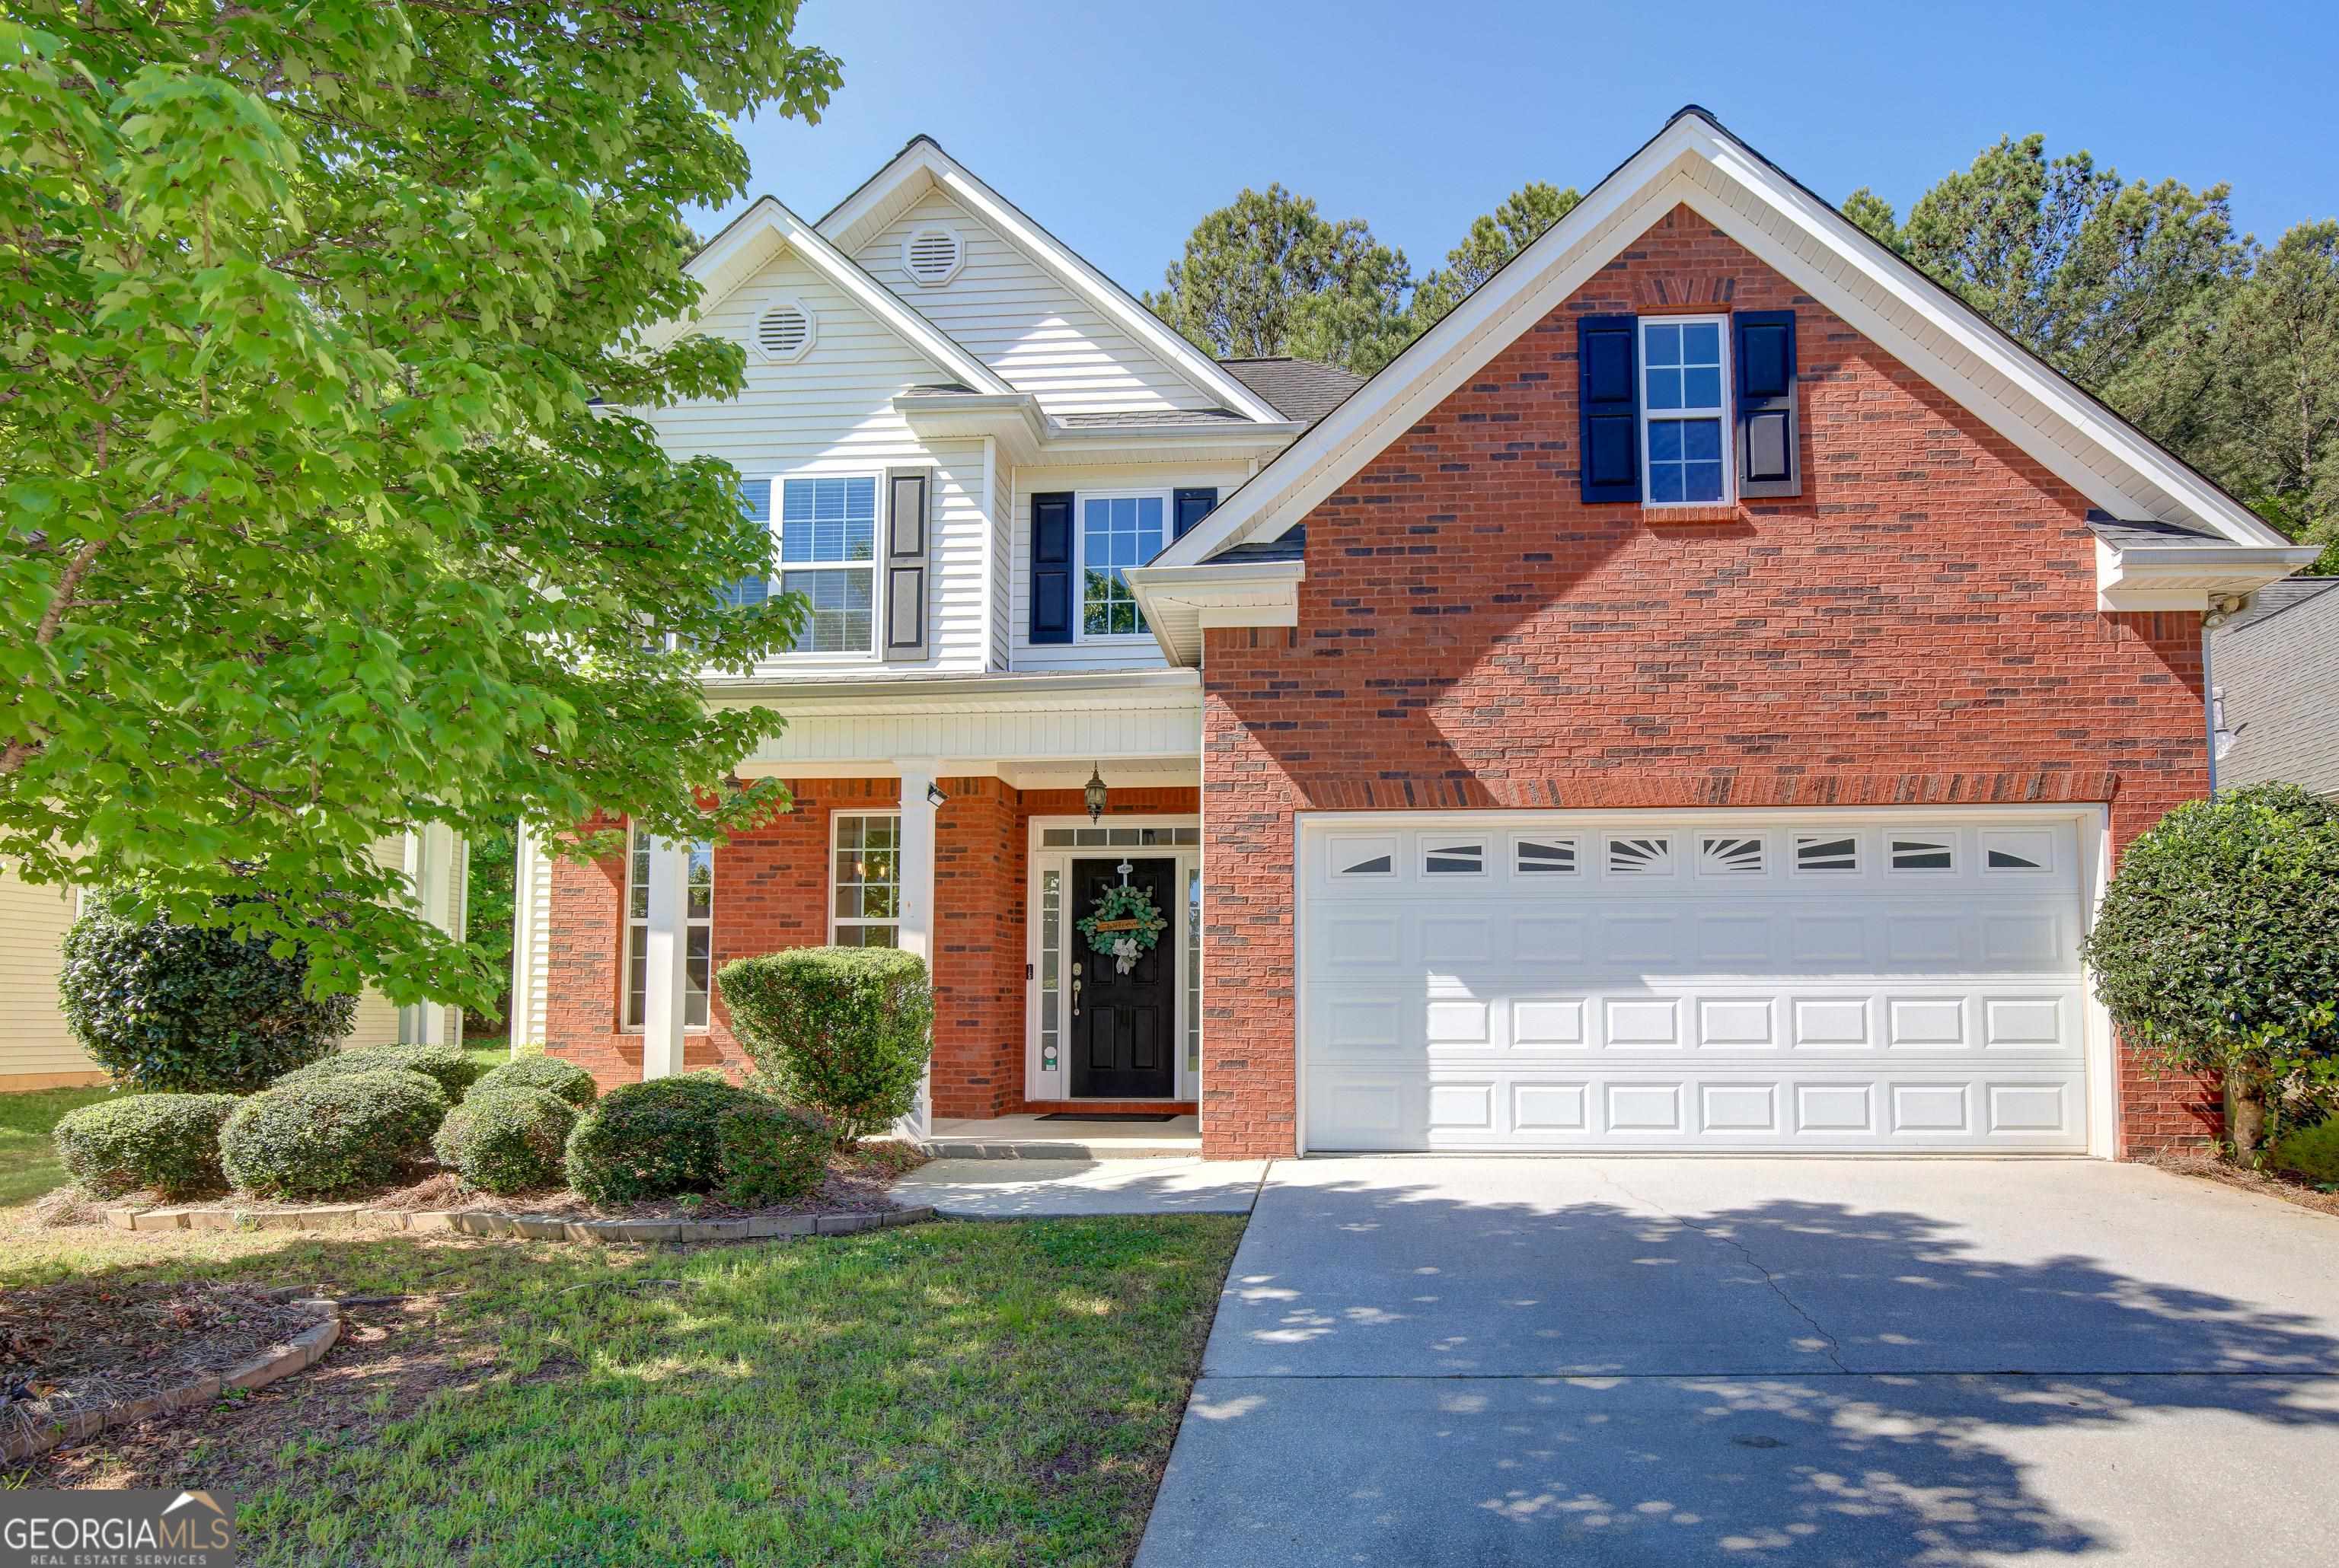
xmin=1292 ymin=803 xmax=2117 ymax=1158
xmin=1026 ymin=814 xmax=1201 ymax=1103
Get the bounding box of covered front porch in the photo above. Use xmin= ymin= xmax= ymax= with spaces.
xmin=573 ymin=668 xmax=1207 ymax=1143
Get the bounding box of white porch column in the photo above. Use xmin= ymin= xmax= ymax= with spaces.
xmin=638 ymin=835 xmax=691 ymax=1081
xmin=895 ymin=766 xmax=939 ymax=1141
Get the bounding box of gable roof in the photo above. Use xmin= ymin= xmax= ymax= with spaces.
xmin=1218 ymin=358 xmax=1367 ymax=424
xmin=1153 ymin=105 xmax=2304 ymax=572
xmin=662 ymin=196 xmax=1014 ymax=396
xmin=816 ymin=135 xmax=1287 ymax=425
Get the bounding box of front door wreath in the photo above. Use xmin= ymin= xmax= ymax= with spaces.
xmin=1077 ymin=860 xmax=1167 ymax=974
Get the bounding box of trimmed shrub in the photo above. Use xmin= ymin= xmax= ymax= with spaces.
xmin=273 ymin=1042 xmax=487 ymax=1101
xmin=472 ymin=1054 xmax=598 ymax=1108
xmin=435 ymin=1087 xmax=579 ymax=1194
xmin=57 ymin=894 xmax=356 ymax=1092
xmin=716 ymin=1100 xmax=831 ymax=1208
xmin=2083 ymin=782 xmax=2339 ymax=1152
xmin=220 ymin=1069 xmax=448 ymax=1199
xmin=717 ymin=947 xmax=933 ymax=1143
xmin=2266 ymin=1120 xmax=2339 ymax=1187
xmin=563 ymin=1073 xmax=761 ymax=1205
xmin=53 ymin=1094 xmax=241 ymax=1199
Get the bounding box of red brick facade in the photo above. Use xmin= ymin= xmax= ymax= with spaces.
xmin=542 ymin=779 xmax=1199 ymax=1120
xmin=1197 ymin=206 xmax=2219 ymax=1160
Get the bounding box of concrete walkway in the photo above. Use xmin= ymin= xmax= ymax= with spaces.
xmin=1139 ymin=1157 xmax=2339 ymax=1566
xmin=890 ymin=1156 xmax=1268 ymax=1218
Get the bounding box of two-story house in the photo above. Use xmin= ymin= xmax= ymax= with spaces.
xmin=514 ymin=109 xmax=2314 ymax=1162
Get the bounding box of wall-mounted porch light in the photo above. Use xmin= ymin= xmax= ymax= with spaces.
xmin=925 ymin=781 xmax=947 ymax=808
xmin=1083 ymin=764 xmax=1107 ymax=823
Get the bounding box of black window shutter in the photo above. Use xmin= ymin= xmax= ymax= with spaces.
xmin=1029 ymin=492 xmax=1074 ymax=645
xmin=1734 ymin=310 xmax=1800 ymax=498
xmin=1173 ymin=487 xmax=1219 ymax=540
xmin=1577 ymin=314 xmax=1640 ymax=503
xmin=882 ymin=468 xmax=930 ymax=661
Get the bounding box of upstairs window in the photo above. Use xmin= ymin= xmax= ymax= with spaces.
xmin=1081 ymin=492 xmax=1165 ymax=636
xmin=1642 ymin=317 xmax=1730 ymax=505
xmin=780 ymin=476 xmax=878 ymax=655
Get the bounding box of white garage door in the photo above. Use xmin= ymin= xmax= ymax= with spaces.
xmin=1298 ymin=811 xmax=2095 ymax=1153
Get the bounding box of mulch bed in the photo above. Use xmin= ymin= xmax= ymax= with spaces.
xmin=18 ymin=1291 xmax=489 ymax=1496
xmin=364 ymin=1140 xmax=928 ymax=1223
xmin=0 ymin=1281 xmax=330 ymax=1458
xmin=2145 ymin=1151 xmax=2339 ymax=1218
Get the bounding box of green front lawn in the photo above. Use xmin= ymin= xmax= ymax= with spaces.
xmin=5 ymin=1215 xmax=1243 ymax=1566
xmin=0 ymin=1084 xmax=116 ymax=1205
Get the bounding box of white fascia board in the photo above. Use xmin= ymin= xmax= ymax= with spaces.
xmin=895 ymin=393 xmax=1048 ymax=464
xmin=2095 ymin=538 xmax=2321 ymax=610
xmin=820 ymin=140 xmax=1286 ymax=425
xmin=704 ymin=666 xmax=1201 ymax=708
xmin=896 ymin=394 xmax=1303 ymax=468
xmin=1124 ymin=559 xmax=1304 ymax=666
xmin=654 ymin=197 xmax=1013 ymax=397
xmin=1155 ymin=108 xmax=2293 ymax=570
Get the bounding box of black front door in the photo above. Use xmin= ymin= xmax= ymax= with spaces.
xmin=1071 ymin=857 xmax=1177 ymax=1099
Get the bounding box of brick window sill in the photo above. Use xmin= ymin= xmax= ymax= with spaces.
xmin=1640 ymin=504 xmax=1748 ymax=526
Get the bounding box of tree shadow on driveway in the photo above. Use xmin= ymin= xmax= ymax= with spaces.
xmin=1144 ymin=1178 xmax=2339 ymax=1566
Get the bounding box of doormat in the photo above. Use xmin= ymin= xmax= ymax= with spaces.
xmin=1035 ymin=1112 xmax=1179 ymax=1123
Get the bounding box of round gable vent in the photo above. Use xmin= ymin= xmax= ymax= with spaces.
xmin=903 ymin=226 xmax=965 ymax=287
xmin=755 ymin=301 xmax=813 ymax=362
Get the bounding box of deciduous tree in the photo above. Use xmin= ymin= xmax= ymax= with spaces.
xmin=0 ymin=4 xmax=841 ymax=1010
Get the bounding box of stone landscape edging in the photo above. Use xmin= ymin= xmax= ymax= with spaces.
xmin=0 ymin=1293 xmax=340 ymax=1464
xmin=104 ymin=1203 xmax=938 ymax=1245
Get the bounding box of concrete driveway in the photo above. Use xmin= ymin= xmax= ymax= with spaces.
xmin=1138 ymin=1158 xmax=2339 ymax=1566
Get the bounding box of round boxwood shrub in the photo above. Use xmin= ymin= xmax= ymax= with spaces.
xmin=2266 ymin=1120 xmax=2339 ymax=1187
xmin=53 ymin=1093 xmax=241 ymax=1199
xmin=57 ymin=894 xmax=357 ymax=1092
xmin=2082 ymin=782 xmax=2339 ymax=1153
xmin=472 ymin=1054 xmax=598 ymax=1108
xmin=716 ymin=947 xmax=933 ymax=1143
xmin=273 ymin=1042 xmax=486 ymax=1101
xmin=716 ymin=1100 xmax=832 ymax=1208
xmin=220 ymin=1069 xmax=448 ymax=1199
xmin=563 ymin=1073 xmax=762 ymax=1205
xmin=434 ymin=1087 xmax=579 ymax=1194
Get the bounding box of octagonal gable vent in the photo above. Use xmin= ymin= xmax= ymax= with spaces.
xmin=755 ymin=301 xmax=813 ymax=362
xmin=903 ymin=226 xmax=965 ymax=287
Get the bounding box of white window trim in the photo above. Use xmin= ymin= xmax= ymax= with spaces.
xmin=621 ymin=825 xmax=713 ymax=1034
xmin=761 ymin=472 xmax=885 ymax=661
xmin=1074 ymin=488 xmax=1173 ymax=643
xmin=829 ymin=809 xmax=904 ymax=945
xmin=1023 ymin=814 xmax=1202 ymax=1103
xmin=1641 ymin=313 xmax=1734 ymax=508
xmin=753 ymin=295 xmax=817 ymax=364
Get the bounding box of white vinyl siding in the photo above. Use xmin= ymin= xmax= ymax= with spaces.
xmin=509 ymin=824 xmax=554 ymax=1049
xmin=853 ymin=190 xmax=1219 ymax=417
xmin=633 ymin=244 xmax=988 ymax=677
xmin=1007 ymin=462 xmax=1249 ymax=671
xmin=0 ymin=862 xmax=97 ymax=1083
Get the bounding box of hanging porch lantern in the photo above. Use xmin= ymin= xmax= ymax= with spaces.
xmin=1083 ymin=763 xmax=1108 ymax=823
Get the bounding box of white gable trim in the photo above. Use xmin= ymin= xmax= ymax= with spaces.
xmin=1155 ymin=108 xmax=2294 ymax=571
xmin=818 ymin=139 xmax=1287 ymax=425
xmin=659 ymin=196 xmax=1013 ymax=397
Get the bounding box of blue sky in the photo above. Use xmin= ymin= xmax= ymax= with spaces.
xmin=719 ymin=0 xmax=2337 ymax=298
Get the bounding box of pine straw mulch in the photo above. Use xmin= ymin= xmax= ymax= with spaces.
xmin=2143 ymin=1151 xmax=2339 ymax=1219
xmin=0 ymin=1280 xmax=332 ymax=1457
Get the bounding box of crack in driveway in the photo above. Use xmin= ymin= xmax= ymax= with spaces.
xmin=1598 ymin=1166 xmax=1851 ymax=1373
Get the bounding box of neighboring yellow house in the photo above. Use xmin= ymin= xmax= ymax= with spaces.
xmin=0 ymin=827 xmax=468 ymax=1092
